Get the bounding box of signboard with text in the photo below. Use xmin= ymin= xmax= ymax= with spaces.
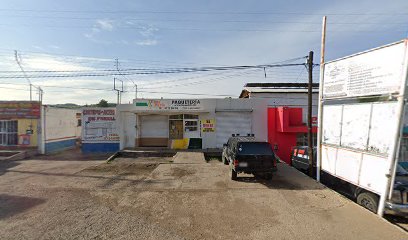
xmin=134 ymin=99 xmax=203 ymax=111
xmin=81 ymin=108 xmax=119 ymax=143
xmin=201 ymin=119 xmax=216 ymax=133
xmin=0 ymin=101 xmax=41 ymax=119
xmin=323 ymin=42 xmax=406 ymax=99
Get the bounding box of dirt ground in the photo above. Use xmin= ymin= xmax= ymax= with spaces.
xmin=0 ymin=151 xmax=407 ymax=240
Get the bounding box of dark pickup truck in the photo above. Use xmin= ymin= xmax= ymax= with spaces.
xmin=222 ymin=136 xmax=277 ymax=180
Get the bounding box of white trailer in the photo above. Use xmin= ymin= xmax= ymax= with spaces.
xmin=317 ymin=39 xmax=408 ymax=217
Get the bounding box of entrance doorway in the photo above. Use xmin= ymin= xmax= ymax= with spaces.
xmin=139 ymin=115 xmax=169 ymax=147
xmin=169 ymin=114 xmax=200 ymax=139
xmin=0 ymin=120 xmax=18 ymax=146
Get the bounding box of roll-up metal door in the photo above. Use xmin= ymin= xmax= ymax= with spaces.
xmin=140 ymin=115 xmax=168 ymax=146
xmin=216 ymin=112 xmax=252 ymax=147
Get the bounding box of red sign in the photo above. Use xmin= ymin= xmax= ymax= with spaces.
xmin=0 ymin=101 xmax=41 ymax=119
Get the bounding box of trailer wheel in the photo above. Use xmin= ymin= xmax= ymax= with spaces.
xmin=357 ymin=192 xmax=379 ymax=214
xmin=230 ymin=169 xmax=237 ymax=181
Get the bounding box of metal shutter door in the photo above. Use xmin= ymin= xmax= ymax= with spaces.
xmin=216 ymin=112 xmax=252 ymax=147
xmin=140 ymin=115 xmax=168 ymax=137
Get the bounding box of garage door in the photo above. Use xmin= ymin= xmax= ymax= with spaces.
xmin=140 ymin=115 xmax=168 ymax=146
xmin=216 ymin=112 xmax=252 ymax=148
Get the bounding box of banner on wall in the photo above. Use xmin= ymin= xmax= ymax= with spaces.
xmin=201 ymin=119 xmax=215 ymax=132
xmin=0 ymin=101 xmax=40 ymax=119
xmin=82 ymin=108 xmax=119 ymax=143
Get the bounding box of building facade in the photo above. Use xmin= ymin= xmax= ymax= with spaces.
xmin=116 ymin=98 xmax=268 ymax=150
xmin=240 ymin=83 xmax=319 ymax=164
xmin=0 ymin=101 xmax=41 ymax=149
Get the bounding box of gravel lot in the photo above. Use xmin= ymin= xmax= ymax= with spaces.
xmin=0 ymin=151 xmax=406 ymax=239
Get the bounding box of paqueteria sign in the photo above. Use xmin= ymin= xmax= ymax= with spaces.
xmin=135 ymin=99 xmax=203 ymax=111
xmin=82 ymin=108 xmax=119 ymax=143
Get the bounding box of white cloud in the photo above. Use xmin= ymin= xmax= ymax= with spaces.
xmin=23 ymin=55 xmax=93 ymax=71
xmin=96 ymin=19 xmax=115 ymax=31
xmin=135 ymin=39 xmax=158 ymax=46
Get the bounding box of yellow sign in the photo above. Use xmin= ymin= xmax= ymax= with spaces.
xmin=201 ymin=119 xmax=215 ymax=132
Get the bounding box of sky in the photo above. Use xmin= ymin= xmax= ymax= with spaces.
xmin=0 ymin=0 xmax=407 ymax=105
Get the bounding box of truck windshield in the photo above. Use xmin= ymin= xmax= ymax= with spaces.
xmin=237 ymin=142 xmax=273 ymax=155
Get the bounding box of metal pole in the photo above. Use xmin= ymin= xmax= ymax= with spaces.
xmin=316 ymin=16 xmax=327 ymax=182
xmin=378 ymin=40 xmax=408 ymax=217
xmin=135 ymin=84 xmax=138 ymax=99
xmin=307 ymin=51 xmax=314 ymax=177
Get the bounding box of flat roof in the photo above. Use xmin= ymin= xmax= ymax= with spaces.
xmin=239 ymin=82 xmax=319 ymax=98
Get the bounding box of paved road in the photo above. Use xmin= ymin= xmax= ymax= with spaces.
xmin=0 ymin=152 xmax=406 ymax=239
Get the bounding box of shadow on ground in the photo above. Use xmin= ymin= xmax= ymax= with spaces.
xmin=0 ymin=194 xmax=46 ymax=219
xmin=0 ymin=160 xmax=20 ymax=176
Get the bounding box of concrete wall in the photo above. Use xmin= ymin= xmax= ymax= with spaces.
xmin=43 ymin=106 xmax=81 ymax=154
xmin=250 ymin=92 xmax=319 ymax=123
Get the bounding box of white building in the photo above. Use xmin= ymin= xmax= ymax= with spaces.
xmin=116 ymin=98 xmax=268 ymax=150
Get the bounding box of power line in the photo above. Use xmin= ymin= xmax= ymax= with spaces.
xmin=0 ymin=63 xmax=308 ymax=79
xmin=2 ymin=14 xmax=408 ymax=25
xmin=0 ymin=8 xmax=407 ymax=16
xmin=0 ymin=23 xmax=406 ymax=33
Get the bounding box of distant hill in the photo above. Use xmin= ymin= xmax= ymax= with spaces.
xmin=48 ymin=103 xmax=117 ymax=108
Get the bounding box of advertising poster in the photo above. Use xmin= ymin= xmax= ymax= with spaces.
xmin=82 ymin=108 xmax=119 ymax=143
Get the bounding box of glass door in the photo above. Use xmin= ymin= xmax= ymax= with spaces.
xmin=184 ymin=115 xmax=199 ymax=139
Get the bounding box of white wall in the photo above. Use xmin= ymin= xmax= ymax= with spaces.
xmin=44 ymin=107 xmax=81 ymax=141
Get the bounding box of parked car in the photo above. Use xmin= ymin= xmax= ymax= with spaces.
xmin=222 ymin=135 xmax=277 ymax=180
xmin=290 ymin=146 xmax=316 ymax=173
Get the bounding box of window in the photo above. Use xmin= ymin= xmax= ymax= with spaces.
xmin=77 ymin=119 xmax=82 ymax=127
xmin=169 ymin=114 xmax=183 ymax=120
xmin=184 ymin=120 xmax=198 ymax=132
xmin=183 ymin=114 xmax=198 ymax=119
xmin=0 ymin=120 xmax=18 ymax=146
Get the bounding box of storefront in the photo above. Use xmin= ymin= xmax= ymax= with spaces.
xmin=116 ymin=98 xmax=268 ymax=150
xmin=0 ymin=101 xmax=40 ymax=148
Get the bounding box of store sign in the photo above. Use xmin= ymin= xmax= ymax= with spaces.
xmin=201 ymin=119 xmax=216 ymax=132
xmin=323 ymin=42 xmax=406 ymax=99
xmin=135 ymin=99 xmax=203 ymax=111
xmin=82 ymin=108 xmax=119 ymax=143
xmin=0 ymin=101 xmax=40 ymax=119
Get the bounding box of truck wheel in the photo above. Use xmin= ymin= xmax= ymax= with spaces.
xmin=357 ymin=192 xmax=379 ymax=214
xmin=230 ymin=169 xmax=237 ymax=181
xmin=264 ymin=173 xmax=273 ymax=180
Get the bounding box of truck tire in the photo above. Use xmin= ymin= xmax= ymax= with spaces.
xmin=230 ymin=169 xmax=237 ymax=181
xmin=264 ymin=173 xmax=273 ymax=180
xmin=357 ymin=192 xmax=379 ymax=214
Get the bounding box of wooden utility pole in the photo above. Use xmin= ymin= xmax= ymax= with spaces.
xmin=307 ymin=51 xmax=314 ymax=177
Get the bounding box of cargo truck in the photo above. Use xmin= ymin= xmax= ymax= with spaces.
xmin=317 ymin=39 xmax=408 ymax=217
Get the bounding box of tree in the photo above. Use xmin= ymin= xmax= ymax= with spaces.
xmin=97 ymin=99 xmax=109 ymax=107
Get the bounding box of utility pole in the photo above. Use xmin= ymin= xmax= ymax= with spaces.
xmin=316 ymin=16 xmax=327 ymax=182
xmin=116 ymin=57 xmax=138 ymax=100
xmin=14 ymin=50 xmax=32 ymax=101
xmin=114 ymin=77 xmax=123 ymax=105
xmin=307 ymin=51 xmax=314 ymax=177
